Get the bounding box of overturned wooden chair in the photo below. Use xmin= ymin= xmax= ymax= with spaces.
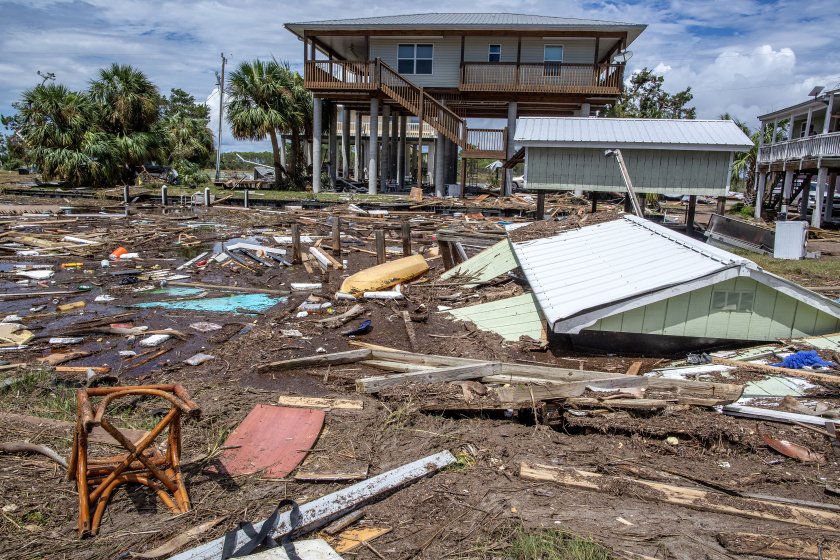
xmin=68 ymin=384 xmax=200 ymax=536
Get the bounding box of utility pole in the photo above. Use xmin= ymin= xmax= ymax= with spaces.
xmin=214 ymin=53 xmax=228 ymax=182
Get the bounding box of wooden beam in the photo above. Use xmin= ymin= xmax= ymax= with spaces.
xmin=712 ymin=356 xmax=840 ymax=385
xmin=716 ymin=532 xmax=840 ymax=560
xmin=276 ymin=396 xmax=364 ymax=410
xmin=256 ymin=349 xmax=372 ymax=373
xmin=519 ymin=463 xmax=840 ymax=533
xmin=356 ymin=362 xmax=502 ymax=393
xmin=495 ymin=376 xmax=647 ymax=405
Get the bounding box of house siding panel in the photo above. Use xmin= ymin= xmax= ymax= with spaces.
xmin=525 ymin=147 xmax=732 ymax=195
xmin=370 ymin=37 xmax=461 ymax=88
xmin=463 ymin=37 xmax=518 ymax=62
xmin=519 ymin=38 xmax=596 ymax=63
xmin=582 ymin=277 xmax=840 ymax=341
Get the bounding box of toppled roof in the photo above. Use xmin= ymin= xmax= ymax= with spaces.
xmin=515 ymin=118 xmax=754 ymax=151
xmin=510 ymin=215 xmax=840 ymax=334
xmin=285 ymin=13 xmax=646 ymax=44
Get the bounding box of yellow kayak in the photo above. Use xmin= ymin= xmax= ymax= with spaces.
xmin=340 ymin=254 xmax=429 ymax=295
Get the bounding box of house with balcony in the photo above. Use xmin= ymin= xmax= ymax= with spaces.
xmin=754 ymin=87 xmax=839 ymax=227
xmin=284 ymin=13 xmax=646 ymax=194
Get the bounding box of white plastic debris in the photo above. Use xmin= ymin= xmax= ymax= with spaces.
xmin=290 ymin=283 xmax=322 ymax=291
xmin=335 ymin=292 xmax=356 ymax=301
xmin=49 ymin=337 xmax=84 ymax=345
xmin=139 ymin=334 xmax=170 ymax=347
xmin=190 ymin=322 xmax=223 ymax=332
xmin=295 ymin=311 xmax=309 ymax=318
xmin=15 ymin=270 xmax=54 ymax=280
xmin=119 ymin=350 xmax=137 ymax=358
xmin=1 ymin=315 xmax=23 ymax=323
xmin=280 ymin=329 xmax=303 ymax=337
xmin=363 ymin=285 xmax=403 ymax=300
xmin=316 ymin=347 xmax=327 ymax=353
xmin=94 ymin=294 xmax=115 ymax=302
xmin=184 ymin=353 xmax=214 ymax=366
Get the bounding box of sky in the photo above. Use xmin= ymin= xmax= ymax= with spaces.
xmin=1 ymin=0 xmax=839 ymax=152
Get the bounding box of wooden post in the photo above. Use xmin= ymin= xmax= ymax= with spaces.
xmin=291 ymin=223 xmax=302 ymax=264
xmin=331 ymin=218 xmax=341 ymax=257
xmin=401 ymin=222 xmax=411 ymax=257
xmin=590 ymin=192 xmax=598 ymax=213
xmin=686 ymin=195 xmax=697 ymax=238
xmin=536 ymin=191 xmax=546 ymax=220
xmin=375 ymin=230 xmax=386 ymax=264
xmin=460 ymin=157 xmax=467 ymax=199
xmin=715 ymin=196 xmax=725 ymax=215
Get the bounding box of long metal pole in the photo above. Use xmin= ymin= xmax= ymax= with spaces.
xmin=610 ymin=149 xmax=644 ymax=217
xmin=214 ymin=53 xmax=227 ymax=182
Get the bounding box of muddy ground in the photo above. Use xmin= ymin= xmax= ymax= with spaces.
xmin=1 ymin=199 xmax=839 ymax=560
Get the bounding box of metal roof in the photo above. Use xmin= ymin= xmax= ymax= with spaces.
xmin=285 ymin=13 xmax=646 ymax=43
xmin=511 ymin=215 xmax=840 ymax=334
xmin=515 ymin=117 xmax=753 ymax=151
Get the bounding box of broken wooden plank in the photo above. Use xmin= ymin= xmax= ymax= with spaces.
xmin=359 ymin=360 xmax=431 ymax=373
xmin=712 ymin=356 xmax=840 ymax=384
xmin=294 ymin=468 xmax=369 ymax=482
xmin=401 ymin=311 xmax=418 ymax=351
xmin=356 ymin=362 xmax=502 ymax=393
xmin=329 ymin=527 xmax=391 ymax=553
xmin=519 ymin=463 xmax=840 ymax=533
xmin=257 ymin=349 xmax=372 ymax=373
xmin=722 ymin=404 xmax=829 ymax=426
xmin=495 ymin=377 xmax=647 ymax=405
xmin=563 ymin=397 xmax=667 ymax=410
xmin=716 ymin=532 xmax=840 ymax=560
xmin=169 ymin=450 xmax=456 ymax=560
xmin=370 ymin=349 xmax=482 ymax=368
xmin=168 ymin=281 xmax=290 ymax=296
xmin=276 ymin=396 xmax=364 ymax=410
xmin=625 ymin=361 xmax=643 ymax=375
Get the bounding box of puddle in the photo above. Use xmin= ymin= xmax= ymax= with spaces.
xmin=133 ymin=293 xmax=287 ymax=314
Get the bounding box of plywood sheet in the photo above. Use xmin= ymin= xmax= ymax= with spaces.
xmin=219 ymin=404 xmax=325 ymax=478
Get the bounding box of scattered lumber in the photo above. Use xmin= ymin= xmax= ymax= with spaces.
xmin=356 ymin=362 xmax=502 ymax=393
xmin=169 ymin=450 xmax=456 ymax=560
xmin=495 ymin=377 xmax=647 ymax=405
xmin=712 ymin=356 xmax=840 ymax=384
xmin=519 ymin=463 xmax=840 ymax=533
xmin=563 ymin=397 xmax=668 ymax=410
xmin=722 ymin=404 xmax=829 ymax=426
xmin=401 ymin=311 xmax=418 ymax=351
xmin=276 ymin=396 xmax=364 ymax=410
xmin=317 ymin=304 xmax=365 ymax=329
xmin=257 ymin=349 xmax=372 ymax=373
xmin=716 ymin=532 xmax=840 ymax=560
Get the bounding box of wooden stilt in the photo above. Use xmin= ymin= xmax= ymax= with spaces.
xmin=375 ymin=230 xmax=386 ymax=264
xmin=686 ymin=195 xmax=697 ymax=237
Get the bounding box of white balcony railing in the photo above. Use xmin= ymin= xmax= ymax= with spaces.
xmin=758 ymin=131 xmax=840 ymax=163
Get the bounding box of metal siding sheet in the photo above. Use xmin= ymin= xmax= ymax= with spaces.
xmin=447 ymin=293 xmax=544 ymax=341
xmin=464 ymin=37 xmax=518 ymax=63
xmin=515 ymin=117 xmax=753 ymax=150
xmin=291 ymin=13 xmax=644 ymax=27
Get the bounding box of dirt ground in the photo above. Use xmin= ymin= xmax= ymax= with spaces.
xmin=1 ymin=196 xmax=840 ymax=560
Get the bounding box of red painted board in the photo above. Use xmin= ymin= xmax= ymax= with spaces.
xmin=218 ymin=404 xmax=325 ymax=478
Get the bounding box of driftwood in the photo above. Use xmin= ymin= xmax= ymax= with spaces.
xmin=0 ymin=441 xmax=67 ymax=468
xmin=317 ymin=304 xmax=365 ymax=329
xmin=716 ymin=532 xmax=840 ymax=560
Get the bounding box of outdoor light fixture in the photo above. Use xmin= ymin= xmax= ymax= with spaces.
xmin=613 ymin=49 xmax=633 ymax=64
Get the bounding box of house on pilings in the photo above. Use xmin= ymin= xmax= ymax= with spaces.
xmin=754 ymin=87 xmax=840 ymax=228
xmin=284 ymin=13 xmax=646 ymax=195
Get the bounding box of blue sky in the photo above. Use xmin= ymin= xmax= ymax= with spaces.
xmin=1 ymin=0 xmax=838 ymax=151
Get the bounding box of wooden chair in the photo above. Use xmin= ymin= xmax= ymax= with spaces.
xmin=67 ymin=384 xmax=200 ymax=536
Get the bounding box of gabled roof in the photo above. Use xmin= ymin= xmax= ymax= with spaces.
xmin=285 ymin=13 xmax=646 ymax=44
xmin=511 ymin=215 xmax=840 ymax=334
xmin=515 ymin=117 xmax=753 ymax=151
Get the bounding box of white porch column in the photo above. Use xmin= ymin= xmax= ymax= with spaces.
xmin=279 ymin=136 xmax=286 ymax=170
xmin=397 ymin=116 xmax=406 ymax=188
xmin=781 ymin=169 xmax=794 ymax=217
xmin=823 ymin=94 xmax=835 ymax=134
xmin=754 ymin=171 xmax=767 ymax=219
xmin=354 ymin=111 xmax=362 ymax=181
xmin=427 ymin=141 xmax=436 ymax=187
xmin=328 ymin=103 xmax=338 ymax=188
xmin=434 ymin=134 xmax=445 ymax=197
xmin=368 ymin=98 xmax=379 ymax=194
xmin=786 ymin=113 xmax=795 ymax=140
xmin=504 ymin=101 xmax=518 ymax=196
xmin=812 ymin=166 xmax=828 ymax=228
xmin=804 ymin=108 xmax=813 ymax=137
xmin=341 ymin=106 xmax=350 ymax=179
xmin=390 ymin=113 xmax=399 ymax=180
xmin=312 ymin=96 xmax=323 ymax=194
xmin=380 ymin=105 xmax=391 ymax=192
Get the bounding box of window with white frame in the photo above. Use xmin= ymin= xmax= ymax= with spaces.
xmin=398 ymin=44 xmax=433 ymax=75
xmin=488 ymin=44 xmax=501 ymax=62
xmin=544 ymin=45 xmax=564 ymax=76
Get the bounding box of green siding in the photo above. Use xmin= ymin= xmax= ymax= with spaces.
xmin=585 ymin=277 xmax=840 ymax=341
xmin=439 ymin=239 xmax=517 ymax=287
xmin=447 ymin=293 xmax=545 ymax=341
xmin=526 ymin=147 xmax=732 ymax=195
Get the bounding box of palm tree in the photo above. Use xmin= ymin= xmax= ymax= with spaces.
xmin=89 ymin=64 xmax=164 ymax=181
xmin=15 ymin=83 xmax=110 ymax=187
xmin=226 ymin=59 xmax=297 ymax=187
xmin=720 ymin=113 xmax=758 ymax=201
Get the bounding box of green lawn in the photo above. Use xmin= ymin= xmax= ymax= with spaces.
xmin=731 ymin=248 xmax=840 ymax=286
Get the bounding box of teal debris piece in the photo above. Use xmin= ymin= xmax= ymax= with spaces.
xmin=149 ymin=286 xmax=205 ymax=297
xmin=134 ymin=293 xmax=286 ymax=314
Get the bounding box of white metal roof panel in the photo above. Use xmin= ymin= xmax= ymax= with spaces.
xmin=515 ymin=117 xmax=753 ymax=151
xmin=511 ymin=216 xmax=749 ymax=328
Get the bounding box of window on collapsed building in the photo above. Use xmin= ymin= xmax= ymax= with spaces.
xmin=398 ymin=44 xmax=433 ymax=75
xmin=711 ymin=291 xmax=754 ymax=313
xmin=489 ymin=44 xmax=501 ymax=63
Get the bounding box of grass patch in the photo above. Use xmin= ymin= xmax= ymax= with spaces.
xmin=446 ymin=449 xmax=477 ymax=472
xmin=381 ymin=397 xmax=416 ymax=432
xmin=731 ymin=249 xmax=840 ymax=285
xmin=0 ymin=366 xmax=158 ymax=430
xmin=497 ymin=524 xmax=611 ymax=560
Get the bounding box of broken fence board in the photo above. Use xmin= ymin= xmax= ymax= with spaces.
xmin=169 ymin=450 xmax=456 ymax=560
xmin=356 ymin=362 xmax=502 ymax=393
xmin=519 ymin=463 xmax=840 ymax=533
xmin=257 ymin=349 xmax=372 ymax=373
xmin=276 ymin=396 xmax=364 ymax=410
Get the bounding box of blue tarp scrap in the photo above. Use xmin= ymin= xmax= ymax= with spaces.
xmin=772 ymin=350 xmax=836 ymax=369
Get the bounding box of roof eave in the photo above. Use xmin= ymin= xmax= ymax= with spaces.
xmin=518 ymin=141 xmax=752 ymax=151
